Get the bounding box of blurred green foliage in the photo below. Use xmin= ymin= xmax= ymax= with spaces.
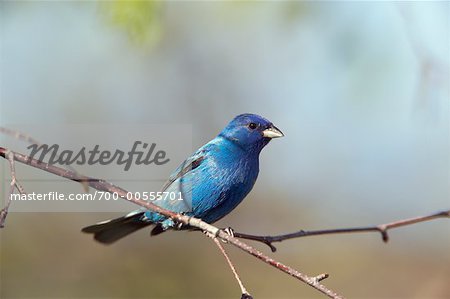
xmin=100 ymin=0 xmax=163 ymax=45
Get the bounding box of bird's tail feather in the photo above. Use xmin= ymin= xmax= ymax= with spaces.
xmin=82 ymin=211 xmax=151 ymax=244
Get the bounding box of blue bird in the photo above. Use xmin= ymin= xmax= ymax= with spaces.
xmin=82 ymin=114 xmax=283 ymax=244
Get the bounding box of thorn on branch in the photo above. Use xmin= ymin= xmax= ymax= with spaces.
xmin=377 ymin=225 xmax=389 ymax=242
xmin=313 ymin=273 xmax=329 ymax=284
xmin=265 ymin=241 xmax=277 ymax=252
xmin=257 ymin=239 xmax=277 ymax=252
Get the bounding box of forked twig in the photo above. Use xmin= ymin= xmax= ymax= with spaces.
xmin=0 ymin=150 xmax=26 ymax=227
xmin=234 ymin=210 xmax=450 ymax=252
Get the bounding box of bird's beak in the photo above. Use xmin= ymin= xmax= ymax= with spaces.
xmin=262 ymin=125 xmax=284 ymax=138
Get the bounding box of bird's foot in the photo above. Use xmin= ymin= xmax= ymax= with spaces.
xmin=223 ymin=227 xmax=235 ymax=237
xmin=202 ymin=230 xmax=217 ymax=239
xmin=202 ymin=227 xmax=235 ymax=242
xmin=219 ymin=227 xmax=235 ymax=243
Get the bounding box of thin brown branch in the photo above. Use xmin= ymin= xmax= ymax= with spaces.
xmin=1 ymin=151 xmax=16 ymax=227
xmin=0 ymin=127 xmax=41 ymax=145
xmin=0 ymin=146 xmax=343 ymax=299
xmin=212 ymin=237 xmax=251 ymax=298
xmin=233 ymin=210 xmax=450 ymax=252
xmin=0 ymin=127 xmax=90 ymax=192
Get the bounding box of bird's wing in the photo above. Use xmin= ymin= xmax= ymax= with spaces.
xmin=142 ymin=147 xmax=210 ymax=222
xmin=160 ymin=148 xmax=207 ymax=193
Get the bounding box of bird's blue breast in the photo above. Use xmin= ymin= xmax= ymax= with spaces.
xmin=192 ymin=144 xmax=259 ymax=223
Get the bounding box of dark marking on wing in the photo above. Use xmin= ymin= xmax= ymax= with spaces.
xmin=160 ymin=153 xmax=206 ymax=192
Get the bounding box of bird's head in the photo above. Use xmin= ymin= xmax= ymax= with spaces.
xmin=219 ymin=113 xmax=284 ymax=153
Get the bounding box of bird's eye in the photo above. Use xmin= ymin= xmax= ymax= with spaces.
xmin=248 ymin=122 xmax=258 ymax=130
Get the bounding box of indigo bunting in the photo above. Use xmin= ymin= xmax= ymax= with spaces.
xmin=82 ymin=114 xmax=283 ymax=243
